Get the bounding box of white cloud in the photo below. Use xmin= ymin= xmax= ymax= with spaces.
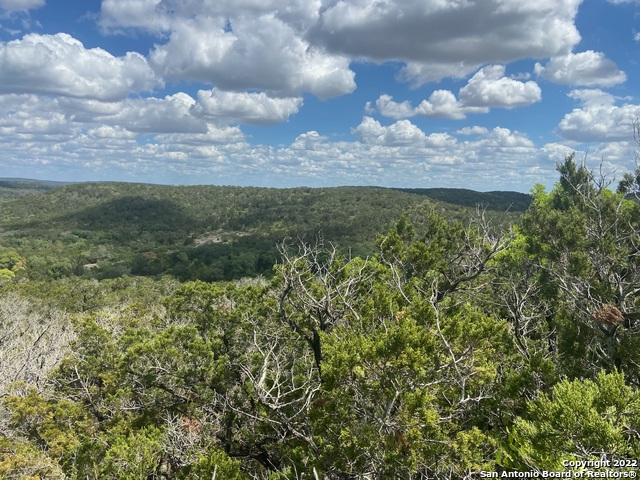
xmin=352 ymin=116 xmax=459 ymax=148
xmin=149 ymin=14 xmax=355 ymax=99
xmin=397 ymin=61 xmax=479 ymax=86
xmin=87 ymin=125 xmax=136 ymax=141
xmin=107 ymin=94 xmax=206 ymax=133
xmin=558 ymin=102 xmax=640 ymax=142
xmin=481 ymin=127 xmax=535 ymax=149
xmin=458 ymin=65 xmax=542 ymax=108
xmin=373 ymin=67 xmax=539 ymax=121
xmin=99 ymin=0 xmax=172 ymax=32
xmin=351 ymin=116 xmax=386 ymax=143
xmin=0 ymin=85 xmax=302 ymax=148
xmin=313 ymin=0 xmax=582 ymax=85
xmin=156 ymin=124 xmax=246 ymax=146
xmin=1 ymin=0 xmax=637 ymax=192
xmin=0 ymin=0 xmax=44 ymax=12
xmin=99 ymin=0 xmax=301 ymax=32
xmin=456 ymin=126 xmax=489 ymax=135
xmin=417 ymin=90 xmax=486 ymax=119
xmin=540 ymin=142 xmax=577 ymax=162
xmin=373 ymin=91 xmax=487 ymax=120
xmin=192 ymin=89 xmax=302 ymax=125
xmin=380 ymin=120 xmax=430 ymax=146
xmin=290 ymin=131 xmax=328 ymax=150
xmin=0 ymin=94 xmax=77 ymax=142
xmin=535 ymin=51 xmax=627 ymax=87
xmin=375 ymin=94 xmax=419 ymax=119
xmin=567 ymin=89 xmax=616 ymax=107
xmin=0 ymin=33 xmax=161 ymax=101
xmin=352 ymin=117 xmax=426 ymax=146
xmin=57 ymin=93 xmax=208 ymax=134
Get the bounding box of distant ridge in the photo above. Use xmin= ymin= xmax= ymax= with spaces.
xmin=391 ymin=187 xmax=532 ymax=212
xmin=0 ymin=178 xmax=74 ymax=189
xmin=0 ymin=179 xmax=532 ymax=212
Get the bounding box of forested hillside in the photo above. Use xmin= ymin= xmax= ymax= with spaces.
xmin=0 ymin=182 xmax=526 ymax=282
xmin=2 ymin=159 xmax=640 ymax=478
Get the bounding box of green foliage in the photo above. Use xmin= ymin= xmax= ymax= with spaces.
xmin=0 ymin=435 xmax=65 ymax=479
xmin=4 ymin=386 xmax=92 ymax=472
xmin=188 ymin=448 xmax=247 ymax=479
xmin=516 ymin=156 xmax=640 ymax=381
xmin=501 ymin=371 xmax=640 ymax=471
xmin=313 ymin=305 xmax=508 ymax=477
xmin=0 ymin=247 xmax=26 ymax=278
xmin=101 ymin=426 xmax=164 ymax=479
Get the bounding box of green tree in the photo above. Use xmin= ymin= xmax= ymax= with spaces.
xmin=517 ymin=155 xmax=640 ymax=381
xmin=500 ymin=371 xmax=640 ymax=472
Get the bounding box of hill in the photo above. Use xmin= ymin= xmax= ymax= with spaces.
xmin=0 ymin=181 xmax=528 ymax=282
xmin=0 ymin=178 xmax=73 ymax=202
xmin=391 ymin=187 xmax=531 ymax=212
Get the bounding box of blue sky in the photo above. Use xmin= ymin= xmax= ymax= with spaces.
xmin=0 ymin=0 xmax=639 ymax=192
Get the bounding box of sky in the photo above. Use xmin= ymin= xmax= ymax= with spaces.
xmin=0 ymin=0 xmax=639 ymax=192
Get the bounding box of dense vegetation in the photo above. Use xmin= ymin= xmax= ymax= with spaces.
xmin=2 ymin=158 xmax=640 ymax=478
xmin=0 ymin=182 xmax=526 ymax=283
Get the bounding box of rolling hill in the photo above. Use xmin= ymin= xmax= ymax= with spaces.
xmin=0 ymin=180 xmax=530 ymax=282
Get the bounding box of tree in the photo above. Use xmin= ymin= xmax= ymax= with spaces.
xmin=518 ymin=155 xmax=640 ymax=381
xmin=500 ymin=371 xmax=640 ymax=472
xmin=0 ymin=293 xmax=73 ymax=395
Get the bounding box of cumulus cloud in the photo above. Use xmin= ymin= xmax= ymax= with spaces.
xmin=313 ymin=0 xmax=582 ymax=85
xmin=156 ymin=124 xmax=246 ymax=146
xmin=107 ymin=94 xmax=206 ymax=133
xmin=290 ymin=131 xmax=329 ymax=150
xmin=373 ymin=66 xmax=539 ymax=121
xmin=192 ymin=89 xmax=302 ymax=125
xmin=567 ymin=89 xmax=616 ymax=107
xmin=535 ymin=51 xmax=627 ymax=87
xmin=541 ymin=142 xmax=578 ymax=162
xmin=456 ymin=126 xmax=489 ymax=135
xmin=87 ymin=125 xmax=136 ymax=141
xmin=458 ymin=65 xmax=542 ymax=108
xmin=481 ymin=127 xmax=535 ymax=150
xmin=1 ymin=0 xmax=635 ymax=191
xmin=0 ymin=0 xmax=44 ymax=12
xmin=99 ymin=0 xmax=172 ymax=32
xmin=557 ymin=90 xmax=640 ymax=142
xmin=351 ymin=116 xmax=458 ymax=147
xmin=397 ymin=61 xmax=479 ymax=86
xmin=99 ymin=0 xmax=300 ymax=32
xmin=373 ymin=91 xmax=484 ymax=120
xmin=148 ymin=14 xmax=355 ymax=99
xmin=0 ymin=92 xmax=205 ymax=138
xmin=417 ymin=90 xmax=487 ymax=119
xmin=0 ymin=33 xmax=161 ymax=101
xmin=374 ymin=95 xmax=419 ymax=119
